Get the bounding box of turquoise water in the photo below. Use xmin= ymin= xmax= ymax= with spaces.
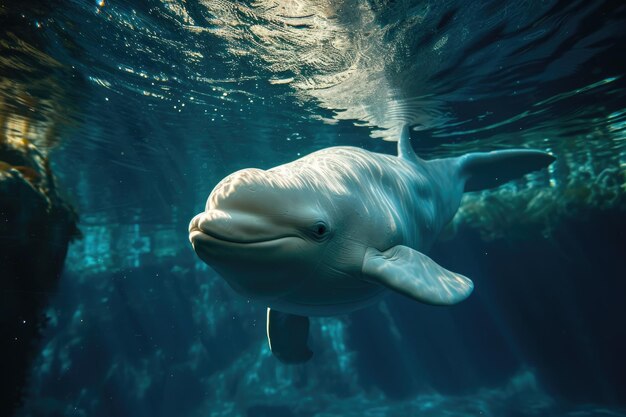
xmin=1 ymin=0 xmax=625 ymax=416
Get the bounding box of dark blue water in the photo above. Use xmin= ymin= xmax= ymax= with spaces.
xmin=1 ymin=0 xmax=625 ymax=416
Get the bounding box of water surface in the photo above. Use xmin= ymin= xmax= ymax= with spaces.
xmin=1 ymin=1 xmax=625 ymax=416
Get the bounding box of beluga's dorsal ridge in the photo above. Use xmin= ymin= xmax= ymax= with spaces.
xmin=189 ymin=125 xmax=555 ymax=363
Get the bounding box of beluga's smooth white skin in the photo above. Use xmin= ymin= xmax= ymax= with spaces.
xmin=189 ymin=125 xmax=555 ymax=363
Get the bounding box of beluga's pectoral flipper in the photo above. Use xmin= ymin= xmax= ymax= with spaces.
xmin=266 ymin=308 xmax=313 ymax=364
xmin=362 ymin=245 xmax=474 ymax=305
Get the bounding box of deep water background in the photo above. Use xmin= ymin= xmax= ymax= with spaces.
xmin=1 ymin=0 xmax=625 ymax=416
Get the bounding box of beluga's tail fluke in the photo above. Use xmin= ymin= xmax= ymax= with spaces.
xmin=458 ymin=149 xmax=556 ymax=192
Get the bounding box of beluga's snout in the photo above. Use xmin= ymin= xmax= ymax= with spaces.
xmin=191 ymin=168 xmax=298 ymax=243
xmin=188 ymin=167 xmax=323 ymax=301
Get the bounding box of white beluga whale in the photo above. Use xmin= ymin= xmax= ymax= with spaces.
xmin=189 ymin=126 xmax=555 ymax=363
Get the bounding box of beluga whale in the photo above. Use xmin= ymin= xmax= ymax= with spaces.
xmin=189 ymin=125 xmax=555 ymax=363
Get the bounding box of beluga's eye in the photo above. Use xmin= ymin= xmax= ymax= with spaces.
xmin=310 ymin=221 xmax=330 ymax=240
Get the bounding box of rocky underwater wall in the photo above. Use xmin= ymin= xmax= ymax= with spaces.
xmin=0 ymin=3 xmax=82 ymax=412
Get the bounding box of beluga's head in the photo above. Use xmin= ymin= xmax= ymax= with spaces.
xmin=189 ymin=167 xmax=333 ymax=301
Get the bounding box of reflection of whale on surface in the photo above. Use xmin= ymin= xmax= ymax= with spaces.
xmin=189 ymin=126 xmax=555 ymax=363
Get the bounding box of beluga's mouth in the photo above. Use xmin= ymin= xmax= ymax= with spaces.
xmin=191 ymin=226 xmax=294 ymax=245
xmin=188 ymin=211 xmax=301 ymax=247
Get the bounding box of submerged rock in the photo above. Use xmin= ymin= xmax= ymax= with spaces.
xmin=0 ymin=134 xmax=79 ymax=414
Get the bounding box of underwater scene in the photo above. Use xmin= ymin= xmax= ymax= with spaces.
xmin=1 ymin=0 xmax=625 ymax=416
